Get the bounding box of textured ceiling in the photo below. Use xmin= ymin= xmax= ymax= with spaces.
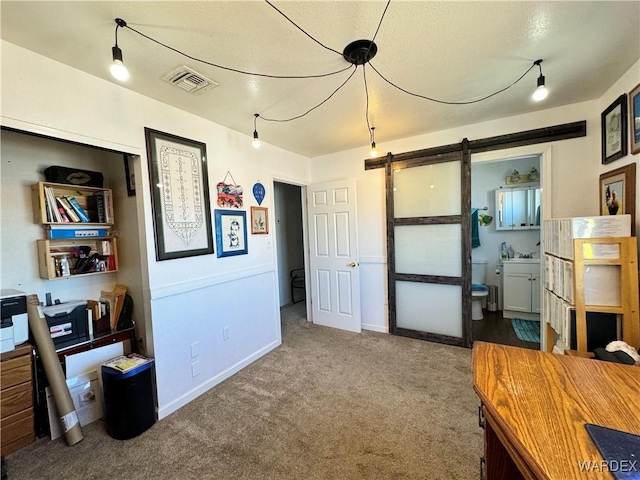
xmin=1 ymin=1 xmax=639 ymax=157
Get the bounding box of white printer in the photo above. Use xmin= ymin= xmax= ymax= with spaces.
xmin=0 ymin=289 xmax=29 ymax=353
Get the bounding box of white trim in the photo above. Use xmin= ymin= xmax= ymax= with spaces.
xmin=150 ymin=264 xmax=275 ymax=299
xmin=157 ymin=339 xmax=281 ymax=420
xmin=362 ymin=323 xmax=389 ymax=333
xmin=1 ymin=115 xmax=142 ymax=154
xmin=359 ymin=256 xmax=386 ymax=264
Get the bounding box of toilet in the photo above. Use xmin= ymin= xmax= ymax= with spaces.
xmin=471 ymin=258 xmax=489 ymax=321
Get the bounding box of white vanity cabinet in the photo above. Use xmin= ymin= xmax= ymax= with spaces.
xmin=502 ymin=259 xmax=541 ymax=320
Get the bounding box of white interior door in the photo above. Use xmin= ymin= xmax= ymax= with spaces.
xmin=307 ymin=179 xmax=361 ymax=333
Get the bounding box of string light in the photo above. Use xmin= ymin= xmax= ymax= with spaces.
xmin=110 ymin=18 xmax=129 ymax=82
xmin=370 ymin=127 xmax=378 ymax=158
xmin=252 ymin=114 xmax=261 ymax=149
xmin=532 ymin=59 xmax=548 ymax=102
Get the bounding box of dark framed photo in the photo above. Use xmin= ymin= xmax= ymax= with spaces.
xmin=601 ymin=94 xmax=628 ymax=164
xmin=145 ymin=128 xmax=214 ymax=261
xmin=215 ymin=209 xmax=248 ymax=257
xmin=123 ymin=154 xmax=136 ymax=196
xmin=629 ymin=82 xmax=640 ymax=155
xmin=599 ymin=163 xmax=636 ymax=235
xmin=251 ymin=206 xmax=268 ymax=234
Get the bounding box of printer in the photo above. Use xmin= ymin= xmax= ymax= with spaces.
xmin=0 ymin=290 xmax=29 ymax=354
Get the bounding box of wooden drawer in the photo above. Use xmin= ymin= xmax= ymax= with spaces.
xmin=1 ymin=432 xmax=36 ymax=457
xmin=0 ymin=354 xmax=31 ymax=389
xmin=0 ymin=382 xmax=33 ymax=418
xmin=1 ymin=409 xmax=33 ymax=448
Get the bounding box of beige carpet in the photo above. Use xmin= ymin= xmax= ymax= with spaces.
xmin=6 ymin=303 xmax=483 ymax=479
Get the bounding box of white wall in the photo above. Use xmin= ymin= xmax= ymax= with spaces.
xmin=274 ymin=182 xmax=304 ymax=306
xmin=310 ymin=59 xmax=640 ymax=332
xmin=1 ymin=41 xmax=311 ymax=418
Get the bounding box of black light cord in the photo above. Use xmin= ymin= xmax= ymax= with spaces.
xmin=264 ymin=0 xmax=343 ymax=57
xmin=369 ymin=61 xmax=538 ymax=105
xmin=371 ymin=0 xmax=391 ymax=44
xmin=121 ymin=23 xmax=353 ymax=79
xmin=258 ymin=65 xmax=359 ymax=123
xmin=363 ymin=64 xmax=373 ymax=141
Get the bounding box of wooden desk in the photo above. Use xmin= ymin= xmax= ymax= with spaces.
xmin=473 ymin=341 xmax=640 ymax=479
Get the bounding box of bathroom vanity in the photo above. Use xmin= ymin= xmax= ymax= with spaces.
xmin=502 ymin=258 xmax=540 ymax=321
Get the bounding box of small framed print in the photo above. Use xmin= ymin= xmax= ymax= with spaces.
xmin=599 ymin=163 xmax=636 ymax=235
xmin=251 ymin=207 xmax=268 ymax=234
xmin=601 ymin=94 xmax=628 ymax=164
xmin=123 ymin=154 xmax=136 ymax=196
xmin=215 ymin=209 xmax=248 ymax=257
xmin=629 ymin=82 xmax=640 ymax=155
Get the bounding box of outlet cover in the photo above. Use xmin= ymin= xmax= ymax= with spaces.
xmin=191 ymin=361 xmax=201 ymax=377
xmin=190 ymin=341 xmax=199 ymax=358
xmin=223 ymin=326 xmax=230 ymax=340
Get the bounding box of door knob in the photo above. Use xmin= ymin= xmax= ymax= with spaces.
xmin=347 ymin=261 xmax=358 ymax=268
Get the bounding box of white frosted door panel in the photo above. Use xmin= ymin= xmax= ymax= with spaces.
xmin=395 ymin=225 xmax=461 ymax=276
xmin=335 ymin=212 xmax=351 ymax=257
xmin=394 ymin=162 xmax=461 ymax=217
xmin=396 ymin=282 xmax=462 ymax=338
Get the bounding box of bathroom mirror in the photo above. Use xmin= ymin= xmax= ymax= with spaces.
xmin=495 ymin=186 xmax=540 ymax=230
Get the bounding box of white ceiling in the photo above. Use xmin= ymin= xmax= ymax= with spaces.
xmin=1 ymin=1 xmax=639 ymax=158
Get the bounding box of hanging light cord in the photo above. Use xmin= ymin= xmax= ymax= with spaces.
xmin=371 ymin=0 xmax=391 ymax=44
xmin=363 ymin=65 xmax=373 ymax=142
xmin=369 ymin=61 xmax=537 ymax=105
xmin=264 ymin=0 xmax=343 ymax=57
xmin=121 ymin=23 xmax=353 ymax=79
xmin=259 ymin=65 xmax=359 ymax=123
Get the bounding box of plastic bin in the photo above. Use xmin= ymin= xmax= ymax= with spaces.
xmin=487 ymin=285 xmax=498 ymax=312
xmin=101 ymin=355 xmax=155 ymax=440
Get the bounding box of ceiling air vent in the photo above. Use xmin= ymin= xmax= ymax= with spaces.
xmin=162 ymin=66 xmax=218 ymax=95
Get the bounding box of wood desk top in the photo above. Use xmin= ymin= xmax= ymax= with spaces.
xmin=473 ymin=341 xmax=640 ymax=480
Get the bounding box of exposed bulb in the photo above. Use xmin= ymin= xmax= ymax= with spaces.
xmin=370 ymin=142 xmax=378 ymax=158
xmin=532 ymin=74 xmax=548 ymax=102
xmin=528 ymin=167 xmax=539 ymax=182
xmin=252 ymin=130 xmax=261 ymax=149
xmin=110 ymin=46 xmax=129 ymax=81
xmin=511 ymin=169 xmax=521 ymax=182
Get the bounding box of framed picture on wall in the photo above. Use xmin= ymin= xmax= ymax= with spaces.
xmin=215 ymin=209 xmax=248 ymax=257
xmin=599 ymin=163 xmax=636 ymax=235
xmin=601 ymin=94 xmax=628 ymax=164
xmin=145 ymin=128 xmax=214 ymax=260
xmin=629 ymin=82 xmax=640 ymax=155
xmin=123 ymin=154 xmax=136 ymax=196
xmin=251 ymin=206 xmax=268 ymax=234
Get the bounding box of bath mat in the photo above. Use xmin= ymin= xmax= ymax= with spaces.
xmin=511 ymin=319 xmax=540 ymax=343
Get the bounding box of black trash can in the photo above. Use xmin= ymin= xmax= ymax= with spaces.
xmin=101 ymin=354 xmax=155 ymax=440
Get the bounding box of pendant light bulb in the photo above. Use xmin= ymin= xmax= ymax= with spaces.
xmin=252 ymin=114 xmax=261 ymax=149
xmin=532 ymin=60 xmax=548 ymax=102
xmin=369 ymin=126 xmax=378 ymax=157
xmin=110 ymin=19 xmax=129 ymax=82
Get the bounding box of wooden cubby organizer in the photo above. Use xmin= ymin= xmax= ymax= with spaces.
xmin=32 ymin=181 xmax=118 ymax=279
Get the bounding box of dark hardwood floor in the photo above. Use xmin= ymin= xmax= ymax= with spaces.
xmin=471 ymin=309 xmax=540 ymax=350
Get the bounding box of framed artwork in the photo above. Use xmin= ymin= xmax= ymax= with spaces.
xmin=123 ymin=154 xmax=136 ymax=196
xmin=629 ymin=82 xmax=640 ymax=155
xmin=145 ymin=128 xmax=214 ymax=261
xmin=599 ymin=163 xmax=636 ymax=235
xmin=251 ymin=206 xmax=269 ymax=234
xmin=215 ymin=209 xmax=248 ymax=257
xmin=601 ymin=94 xmax=628 ymax=164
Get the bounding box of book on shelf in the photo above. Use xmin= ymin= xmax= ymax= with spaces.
xmin=103 ymin=353 xmax=152 ymax=374
xmin=66 ymin=195 xmax=91 ymax=222
xmin=44 ymin=186 xmax=61 ymax=222
xmin=56 ymin=196 xmax=80 ymax=222
xmin=46 ymin=226 xmax=109 ymax=239
xmin=87 ymin=192 xmax=107 ymax=223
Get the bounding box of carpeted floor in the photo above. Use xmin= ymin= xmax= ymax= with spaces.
xmin=6 ymin=303 xmax=483 ymax=479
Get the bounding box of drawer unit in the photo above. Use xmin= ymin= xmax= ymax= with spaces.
xmin=0 ymin=343 xmax=35 ymax=456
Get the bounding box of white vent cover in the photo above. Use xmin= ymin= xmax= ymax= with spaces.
xmin=162 ymin=66 xmax=218 ymax=95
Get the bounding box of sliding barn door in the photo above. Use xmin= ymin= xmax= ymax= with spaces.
xmin=387 ymin=142 xmax=471 ymax=346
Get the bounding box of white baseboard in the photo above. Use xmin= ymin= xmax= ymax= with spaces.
xmin=362 ymin=322 xmax=388 ymax=333
xmin=157 ymin=339 xmax=281 ymax=420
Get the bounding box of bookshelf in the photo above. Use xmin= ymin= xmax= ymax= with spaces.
xmin=32 ymin=182 xmax=118 ymax=280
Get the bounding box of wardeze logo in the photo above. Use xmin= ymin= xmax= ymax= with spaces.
xmin=578 ymin=460 xmax=638 ymax=473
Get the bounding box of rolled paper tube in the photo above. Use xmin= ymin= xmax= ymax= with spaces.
xmin=26 ymin=294 xmax=84 ymax=446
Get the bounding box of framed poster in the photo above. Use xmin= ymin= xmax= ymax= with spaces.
xmin=251 ymin=206 xmax=268 ymax=234
xmin=215 ymin=209 xmax=248 ymax=257
xmin=629 ymin=82 xmax=640 ymax=155
xmin=599 ymin=163 xmax=636 ymax=235
xmin=123 ymin=154 xmax=136 ymax=196
xmin=601 ymin=94 xmax=628 ymax=164
xmin=145 ymin=128 xmax=214 ymax=261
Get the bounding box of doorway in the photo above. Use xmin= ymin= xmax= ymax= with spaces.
xmin=470 ymin=154 xmax=542 ymax=349
xmin=273 ymin=181 xmax=307 ymax=325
